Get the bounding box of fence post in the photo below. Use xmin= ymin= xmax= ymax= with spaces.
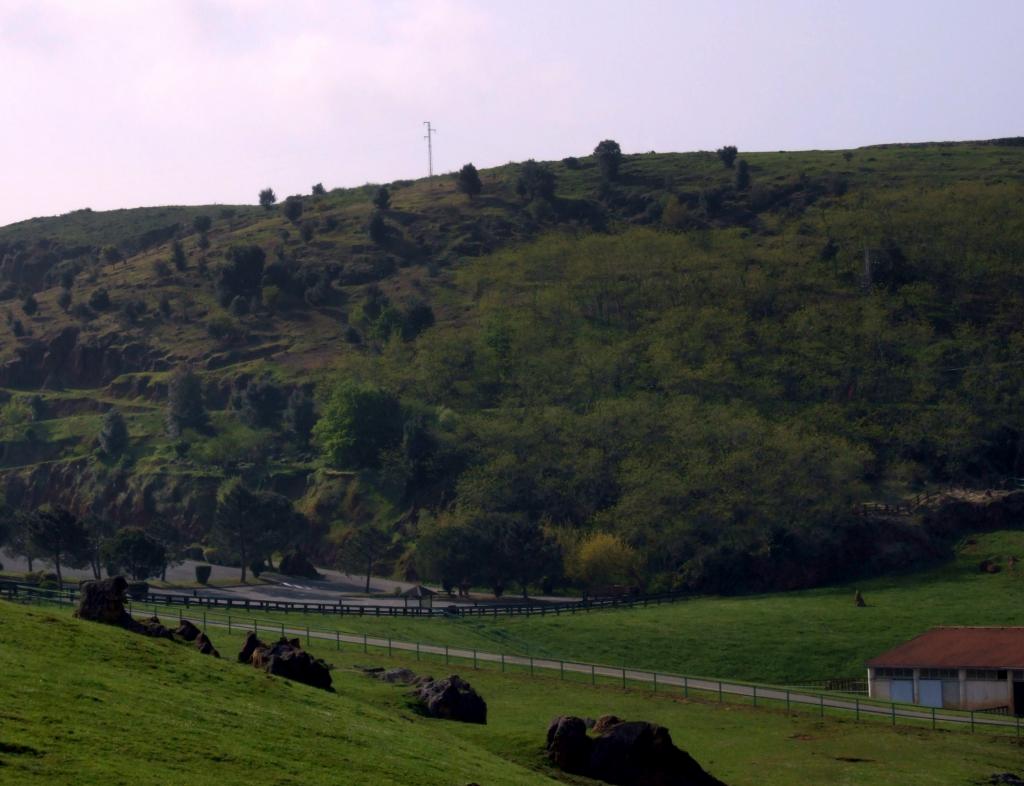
xmin=280 ymin=622 xmax=285 ymax=638
xmin=653 ymin=672 xmax=657 ymax=693
xmin=820 ymin=694 xmax=824 ymax=718
xmin=622 ymin=668 xmax=626 ymax=690
xmin=753 ymin=686 xmax=757 ymax=707
xmin=445 ymin=645 xmax=449 ymax=665
xmin=931 ymin=707 xmax=935 ymax=730
xmin=228 ymin=614 xmax=232 ymax=634
xmin=591 ymin=665 xmax=595 ymax=685
xmin=473 ymin=649 xmax=477 ymax=669
xmin=203 ymin=609 xmax=207 ymax=629
xmin=363 ymin=633 xmax=367 ymax=653
xmin=531 ymin=657 xmax=534 ymax=677
xmin=501 ymin=654 xmax=505 ymax=673
xmin=560 ymin=660 xmax=564 ymax=680
xmin=178 ymin=607 xmax=182 ymax=623
xmin=416 ymin=642 xmax=420 ymax=661
xmin=336 ymin=631 xmax=340 ymax=650
xmin=388 ymin=638 xmax=392 ymax=657
xmin=684 ymin=676 xmax=688 ymax=699
xmin=891 ymin=704 xmax=896 ymax=726
xmin=718 ymin=681 xmax=723 ymax=703
xmin=855 ymin=698 xmax=859 ymax=721
xmin=970 ymin=711 xmax=974 ymax=733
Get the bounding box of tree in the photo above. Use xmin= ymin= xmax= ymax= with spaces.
xmin=259 ymin=187 xmax=277 ymax=210
xmin=102 ymin=246 xmax=123 ymax=265
xmin=593 ymin=139 xmax=623 ymax=181
xmin=282 ymin=196 xmax=304 ymax=223
xmin=82 ymin=514 xmax=117 ymax=580
xmin=98 ymin=407 xmax=129 ymax=457
xmin=335 ymin=521 xmax=391 ymax=593
xmin=103 ymin=528 xmax=166 ymax=580
xmin=516 ymin=160 xmax=556 ymax=203
xmin=373 ymin=186 xmax=391 ymax=210
xmin=282 ymin=387 xmax=317 ymax=447
xmin=569 ymin=532 xmax=639 ymax=593
xmin=311 ymin=182 xmax=326 ymax=197
xmin=4 ymin=511 xmax=43 ymax=571
xmin=89 ymin=288 xmax=110 ymax=311
xmin=313 ymin=381 xmax=403 ymax=469
xmin=27 ymin=507 xmax=90 ymax=587
xmin=216 ymin=244 xmax=265 ymax=306
xmin=735 ymin=158 xmax=751 ymax=190
xmin=233 ymin=375 xmax=285 ymax=428
xmin=21 ymin=294 xmax=38 ymax=316
xmin=456 ymin=163 xmax=482 ymax=198
xmin=166 ymin=366 xmax=208 ymax=436
xmin=497 ymin=516 xmax=562 ymax=598
xmin=368 ymin=212 xmax=388 ymax=244
xmin=211 ymin=478 xmax=260 ymax=583
xmin=171 ymin=240 xmax=187 ymax=271
xmin=716 ymin=145 xmax=738 ymax=168
xmin=192 ymin=214 xmax=212 ymax=234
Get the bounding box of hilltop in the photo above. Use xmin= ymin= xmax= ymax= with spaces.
xmin=2 ymin=139 xmax=1024 ymax=595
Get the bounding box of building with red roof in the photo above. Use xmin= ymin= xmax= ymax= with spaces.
xmin=866 ymin=627 xmax=1024 ymax=714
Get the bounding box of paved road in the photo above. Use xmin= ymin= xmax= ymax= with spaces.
xmin=168 ymin=608 xmax=1019 ymax=734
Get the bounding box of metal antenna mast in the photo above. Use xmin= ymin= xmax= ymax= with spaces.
xmin=423 ymin=121 xmax=437 ymax=177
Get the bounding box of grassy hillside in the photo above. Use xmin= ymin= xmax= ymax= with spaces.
xmin=3 ymin=601 xmax=1023 ymax=785
xmin=2 ymin=139 xmax=1024 ymax=595
xmin=121 ymin=531 xmax=1024 ymax=686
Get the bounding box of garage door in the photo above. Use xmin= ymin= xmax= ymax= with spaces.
xmin=891 ymin=679 xmax=914 ymax=703
xmin=919 ymin=679 xmax=942 ymax=708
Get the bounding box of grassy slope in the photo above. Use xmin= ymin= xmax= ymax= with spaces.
xmin=2 ymin=601 xmax=1022 ymax=786
xmin=144 ymin=532 xmax=1024 ymax=685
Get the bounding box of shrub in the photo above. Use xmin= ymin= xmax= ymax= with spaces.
xmin=21 ymin=293 xmax=38 ymax=316
xmin=197 ymin=232 xmax=210 ymax=250
xmin=716 ymin=145 xmax=738 ymax=168
xmin=89 ymin=288 xmax=110 ymax=311
xmin=455 ymin=163 xmax=482 ymax=198
xmin=311 ymin=182 xmax=326 ymax=196
xmin=152 ymin=259 xmax=172 ymax=278
xmin=258 ymin=187 xmax=276 ymax=209
xmin=562 ymin=156 xmax=581 ymax=170
xmin=593 ymin=139 xmax=623 ymax=181
xmin=368 ymin=212 xmax=388 ymax=243
xmin=735 ymin=159 xmax=751 ymax=190
xmin=373 ymin=186 xmax=391 ymax=210
xmin=192 ymin=214 xmax=212 ymax=233
xmin=195 ymin=564 xmax=212 ymax=584
xmin=282 ymin=196 xmax=304 ymax=223
xmin=171 ymin=240 xmax=187 ymax=271
xmin=300 ymin=221 xmax=316 ymax=243
xmin=229 ymin=295 xmax=249 ymax=316
xmin=516 ymin=160 xmax=556 ymax=203
xmin=98 ymin=407 xmax=129 ymax=457
xmin=57 ymin=288 xmax=72 ymax=312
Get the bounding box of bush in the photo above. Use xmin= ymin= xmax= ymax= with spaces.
xmin=282 ymin=196 xmax=304 ymax=223
xmin=311 ymin=182 xmax=326 ymax=196
xmin=455 ymin=163 xmax=482 ymax=198
xmin=368 ymin=212 xmax=388 ymax=243
xmin=153 ymin=259 xmax=172 ymax=278
xmin=735 ymin=159 xmax=751 ymax=190
xmin=21 ymin=294 xmax=38 ymax=316
xmin=300 ymin=221 xmax=316 ymax=243
xmin=716 ymin=145 xmax=738 ymax=168
xmin=373 ymin=186 xmax=391 ymax=210
xmin=562 ymin=156 xmax=581 ymax=170
xmin=57 ymin=288 xmax=72 ymax=312
xmin=89 ymin=288 xmax=110 ymax=311
xmin=192 ymin=214 xmax=212 ymax=233
xmin=259 ymin=187 xmax=277 ymax=210
xmin=171 ymin=240 xmax=187 ymax=270
xmin=249 ymin=559 xmax=265 ymax=578
xmin=593 ymin=139 xmax=623 ymax=181
xmin=229 ymin=295 xmax=249 ymax=316
xmin=195 ymin=564 xmax=212 ymax=584
xmin=516 ymin=160 xmax=556 ymax=203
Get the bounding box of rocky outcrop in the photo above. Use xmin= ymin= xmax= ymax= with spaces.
xmin=414 ymin=675 xmax=487 ymax=724
xmin=175 ymin=620 xmax=202 ymax=642
xmin=195 ymin=631 xmax=220 ymax=657
xmin=74 ymin=576 xmax=135 ymax=627
xmin=0 ymin=327 xmax=170 ymax=389
xmin=546 ymin=715 xmax=727 ymax=786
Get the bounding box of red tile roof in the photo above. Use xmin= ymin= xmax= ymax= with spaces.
xmin=866 ymin=627 xmax=1024 ymax=669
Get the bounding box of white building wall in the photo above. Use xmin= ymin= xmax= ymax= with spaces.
xmin=963 ymin=680 xmax=1010 ymax=710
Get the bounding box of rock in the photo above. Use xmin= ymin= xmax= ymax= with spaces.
xmin=175 ymin=620 xmax=202 ymax=642
xmin=242 ymin=635 xmax=332 ymax=691
xmin=262 ymin=638 xmax=333 ymax=691
xmin=546 ymin=715 xmax=727 ymax=786
xmin=593 ymin=714 xmax=623 ymax=734
xmin=238 ymin=631 xmax=266 ymax=664
xmin=854 ymin=590 xmax=866 ymax=607
xmin=195 ymin=632 xmax=220 ymax=658
xmin=136 ymin=615 xmax=174 ymax=639
xmin=414 ymin=675 xmax=487 ymax=724
xmin=380 ymin=667 xmax=418 ymax=684
xmin=546 ymin=716 xmax=591 ymax=774
xmin=980 ymin=559 xmax=1002 ymax=574
xmin=74 ymin=576 xmax=133 ymax=626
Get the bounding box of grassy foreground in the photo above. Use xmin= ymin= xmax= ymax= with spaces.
xmin=139 ymin=531 xmax=1024 ymax=685
xmin=1 ymin=601 xmax=1022 ymax=786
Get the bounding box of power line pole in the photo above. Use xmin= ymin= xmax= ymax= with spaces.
xmin=423 ymin=121 xmax=437 ymax=178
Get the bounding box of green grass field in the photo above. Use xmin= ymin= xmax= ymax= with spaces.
xmin=2 ymin=601 xmax=1022 ymax=785
xmin=125 ymin=531 xmax=1024 ymax=686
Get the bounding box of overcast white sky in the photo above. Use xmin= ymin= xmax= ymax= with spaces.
xmin=1 ymin=0 xmax=1021 ymax=227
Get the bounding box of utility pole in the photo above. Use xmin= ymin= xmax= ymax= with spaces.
xmin=423 ymin=121 xmax=437 ymax=178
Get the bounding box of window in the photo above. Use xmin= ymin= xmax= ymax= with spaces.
xmin=966 ymin=669 xmax=1007 ymax=681
xmin=920 ymin=668 xmax=958 ymax=680
xmin=875 ymin=667 xmax=912 ymax=678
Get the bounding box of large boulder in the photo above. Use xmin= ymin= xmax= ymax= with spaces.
xmin=175 ymin=620 xmax=202 ymax=642
xmin=195 ymin=632 xmax=220 ymax=658
xmin=414 ymin=675 xmax=487 ymax=724
xmin=74 ymin=576 xmax=133 ymax=626
xmin=239 ymin=634 xmax=332 ymax=691
xmin=546 ymin=716 xmax=726 ymax=786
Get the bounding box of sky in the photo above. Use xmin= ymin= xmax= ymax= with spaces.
xmin=1 ymin=0 xmax=1022 ymax=227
